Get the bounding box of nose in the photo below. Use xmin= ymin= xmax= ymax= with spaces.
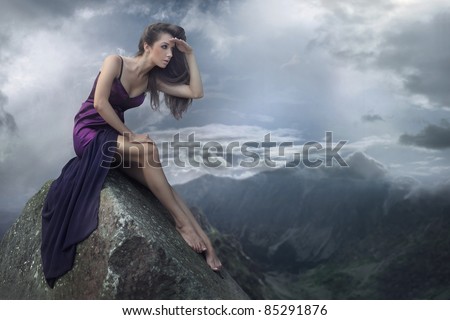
xmin=167 ymin=49 xmax=173 ymax=58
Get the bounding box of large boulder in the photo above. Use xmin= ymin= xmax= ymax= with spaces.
xmin=0 ymin=169 xmax=249 ymax=299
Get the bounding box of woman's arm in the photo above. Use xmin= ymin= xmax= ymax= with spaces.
xmin=94 ymin=55 xmax=136 ymax=140
xmin=157 ymin=38 xmax=204 ymax=99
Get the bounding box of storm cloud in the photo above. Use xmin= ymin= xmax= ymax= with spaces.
xmin=0 ymin=0 xmax=449 ymax=220
xmin=0 ymin=92 xmax=16 ymax=132
xmin=376 ymin=11 xmax=450 ymax=109
xmin=362 ymin=114 xmax=384 ymax=122
xmin=399 ymin=120 xmax=450 ymax=149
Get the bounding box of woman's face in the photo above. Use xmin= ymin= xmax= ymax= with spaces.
xmin=148 ymin=33 xmax=175 ymax=68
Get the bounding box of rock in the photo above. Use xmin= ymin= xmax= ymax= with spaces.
xmin=0 ymin=169 xmax=249 ymax=299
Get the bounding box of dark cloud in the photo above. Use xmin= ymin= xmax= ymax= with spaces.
xmin=0 ymin=92 xmax=17 ymax=134
xmin=376 ymin=11 xmax=450 ymax=108
xmin=0 ymin=211 xmax=19 ymax=240
xmin=0 ymin=32 xmax=10 ymax=55
xmin=1 ymin=0 xmax=450 ymax=219
xmin=362 ymin=114 xmax=384 ymax=122
xmin=399 ymin=120 xmax=450 ymax=149
xmin=0 ymin=0 xmax=108 ymax=23
xmin=0 ymin=33 xmax=11 ymax=85
xmin=312 ymin=2 xmax=450 ymax=109
xmin=0 ymin=92 xmax=7 ymax=107
xmin=0 ymin=111 xmax=17 ymax=134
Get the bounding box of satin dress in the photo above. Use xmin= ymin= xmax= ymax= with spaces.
xmin=41 ymin=56 xmax=145 ymax=287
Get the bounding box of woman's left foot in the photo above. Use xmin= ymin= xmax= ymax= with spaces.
xmin=204 ymin=249 xmax=222 ymax=271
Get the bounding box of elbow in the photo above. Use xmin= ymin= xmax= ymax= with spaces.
xmin=93 ymin=100 xmax=106 ymax=111
xmin=192 ymin=91 xmax=204 ymax=99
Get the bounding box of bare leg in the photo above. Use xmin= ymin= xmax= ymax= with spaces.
xmin=115 ymin=135 xmax=206 ymax=253
xmin=170 ymin=187 xmax=222 ymax=271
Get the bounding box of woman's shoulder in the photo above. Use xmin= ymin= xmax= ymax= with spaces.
xmin=101 ymin=55 xmax=124 ymax=67
xmin=99 ymin=55 xmax=123 ymax=79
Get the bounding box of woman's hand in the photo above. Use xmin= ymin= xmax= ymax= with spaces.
xmin=169 ymin=37 xmax=193 ymax=54
xmin=157 ymin=38 xmax=203 ymax=99
xmin=127 ymin=133 xmax=155 ymax=144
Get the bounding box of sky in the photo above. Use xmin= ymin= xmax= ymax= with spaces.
xmin=0 ymin=0 xmax=450 ymax=216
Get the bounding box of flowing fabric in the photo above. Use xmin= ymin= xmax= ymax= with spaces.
xmin=41 ymin=56 xmax=146 ymax=287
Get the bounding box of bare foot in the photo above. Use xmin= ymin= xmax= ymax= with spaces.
xmin=176 ymin=225 xmax=207 ymax=253
xmin=205 ymin=248 xmax=222 ymax=271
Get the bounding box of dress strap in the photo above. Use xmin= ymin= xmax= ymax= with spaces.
xmin=117 ymin=55 xmax=124 ymax=80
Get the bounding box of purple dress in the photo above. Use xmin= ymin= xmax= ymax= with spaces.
xmin=41 ymin=56 xmax=146 ymax=288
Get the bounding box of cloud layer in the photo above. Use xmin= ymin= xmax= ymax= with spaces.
xmin=0 ymin=0 xmax=449 ymax=217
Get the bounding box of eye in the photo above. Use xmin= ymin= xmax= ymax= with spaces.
xmin=161 ymin=44 xmax=168 ymax=49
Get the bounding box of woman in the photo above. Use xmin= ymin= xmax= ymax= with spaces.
xmin=41 ymin=22 xmax=222 ymax=288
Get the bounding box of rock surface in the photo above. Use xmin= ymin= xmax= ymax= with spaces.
xmin=0 ymin=169 xmax=248 ymax=299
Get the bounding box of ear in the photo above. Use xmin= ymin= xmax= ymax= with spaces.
xmin=143 ymin=42 xmax=152 ymax=52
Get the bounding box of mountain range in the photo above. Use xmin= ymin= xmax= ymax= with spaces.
xmin=175 ymin=152 xmax=450 ymax=299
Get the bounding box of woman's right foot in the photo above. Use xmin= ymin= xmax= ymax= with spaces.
xmin=176 ymin=225 xmax=207 ymax=253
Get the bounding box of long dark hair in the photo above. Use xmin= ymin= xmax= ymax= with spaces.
xmin=136 ymin=22 xmax=192 ymax=120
